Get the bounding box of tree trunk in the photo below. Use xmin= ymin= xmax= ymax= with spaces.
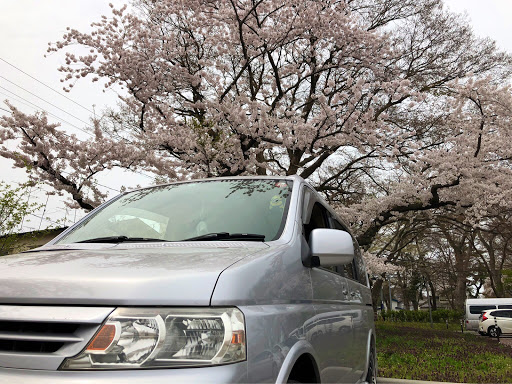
xmin=371 ymin=278 xmax=383 ymax=313
xmin=255 ymin=151 xmax=267 ymax=175
xmin=454 ymin=268 xmax=467 ymax=311
xmin=410 ymin=285 xmax=419 ymax=310
xmin=428 ymin=280 xmax=437 ymax=310
xmin=440 ymin=224 xmax=470 ymax=311
xmin=382 ymin=281 xmax=391 ymax=310
xmin=397 ymin=272 xmax=410 ymax=310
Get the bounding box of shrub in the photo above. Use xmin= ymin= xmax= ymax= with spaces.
xmin=381 ymin=309 xmax=464 ymax=323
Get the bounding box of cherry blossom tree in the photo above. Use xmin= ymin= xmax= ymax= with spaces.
xmin=470 ymin=214 xmax=512 ymax=298
xmin=371 ymin=211 xmax=512 ymax=309
xmin=2 ymin=0 xmax=512 ymax=265
xmin=0 ymin=102 xmax=146 ymax=210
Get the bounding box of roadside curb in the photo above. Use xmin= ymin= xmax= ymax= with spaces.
xmin=378 ymin=378 xmax=461 ymax=384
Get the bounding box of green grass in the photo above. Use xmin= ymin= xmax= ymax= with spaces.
xmin=376 ymin=321 xmax=512 ymax=383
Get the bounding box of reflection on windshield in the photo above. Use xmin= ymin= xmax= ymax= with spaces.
xmin=57 ymin=179 xmax=293 ymax=244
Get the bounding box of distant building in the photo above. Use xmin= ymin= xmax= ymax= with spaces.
xmin=391 ymin=298 xmax=403 ymax=310
xmin=379 ymin=297 xmax=403 ymax=311
xmin=419 ymin=296 xmax=452 ymax=311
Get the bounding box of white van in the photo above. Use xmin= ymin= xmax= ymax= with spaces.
xmin=465 ymin=298 xmax=512 ymax=331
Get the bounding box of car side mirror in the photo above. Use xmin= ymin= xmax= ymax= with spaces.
xmin=309 ymin=228 xmax=354 ymax=267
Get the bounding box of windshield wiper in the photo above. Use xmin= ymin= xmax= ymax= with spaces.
xmin=76 ymin=236 xmax=168 ymax=244
xmin=181 ymin=232 xmax=266 ymax=242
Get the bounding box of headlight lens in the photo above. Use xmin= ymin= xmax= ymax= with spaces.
xmin=61 ymin=307 xmax=246 ymax=370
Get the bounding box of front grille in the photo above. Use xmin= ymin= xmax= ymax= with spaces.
xmin=0 ymin=320 xmax=79 ymax=334
xmin=0 ymin=305 xmax=115 ymax=370
xmin=0 ymin=320 xmax=82 ymax=353
xmin=0 ymin=339 xmax=63 ymax=353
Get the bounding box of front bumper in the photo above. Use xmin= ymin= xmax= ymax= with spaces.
xmin=0 ymin=362 xmax=248 ymax=383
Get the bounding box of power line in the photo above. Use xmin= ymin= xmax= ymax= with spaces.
xmin=0 ymin=60 xmax=161 ymax=185
xmin=2 ymin=106 xmax=156 ymax=185
xmin=0 ymin=87 xmax=93 ymax=137
xmin=0 ymin=75 xmax=92 ymax=126
xmin=0 ymin=90 xmax=50 ymax=119
xmin=1 ymin=88 xmax=159 ymax=182
xmin=14 ymin=185 xmax=82 ymax=228
xmin=59 ymin=170 xmax=122 ymax=193
xmin=1 ymin=93 xmax=95 ymax=147
xmin=0 ymin=56 xmax=94 ymax=114
xmin=0 ymin=105 xmax=157 ymax=188
xmin=26 ymin=213 xmax=62 ymax=227
xmin=9 ymin=167 xmax=121 ymax=195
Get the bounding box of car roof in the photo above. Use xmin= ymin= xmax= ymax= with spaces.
xmin=482 ymin=309 xmax=512 ymax=314
xmin=467 ymin=298 xmax=512 ymax=304
xmin=125 ymin=174 xmax=307 ymax=194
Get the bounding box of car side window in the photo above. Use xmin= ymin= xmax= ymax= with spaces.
xmin=302 ymin=190 xmax=329 ymax=242
xmin=351 ymin=238 xmax=368 ymax=286
xmin=470 ymin=305 xmax=496 ymax=314
xmin=330 ymin=219 xmax=358 ymax=281
xmin=500 ymin=310 xmax=512 ymax=318
xmin=301 ymin=187 xmax=369 ymax=286
xmin=301 ymin=189 xmax=340 ymax=274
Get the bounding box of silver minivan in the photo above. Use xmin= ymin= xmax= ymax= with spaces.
xmin=0 ymin=176 xmax=376 ymax=383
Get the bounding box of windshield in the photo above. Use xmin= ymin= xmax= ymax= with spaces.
xmin=56 ymin=179 xmax=293 ymax=244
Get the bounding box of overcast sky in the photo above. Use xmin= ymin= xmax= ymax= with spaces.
xmin=0 ymin=0 xmax=511 ymax=230
xmin=445 ymin=0 xmax=512 ymax=52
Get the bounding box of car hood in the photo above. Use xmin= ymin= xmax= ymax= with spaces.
xmin=0 ymin=243 xmax=268 ymax=306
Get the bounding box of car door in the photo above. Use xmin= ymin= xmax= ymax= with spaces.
xmin=330 ymin=217 xmax=371 ymax=379
xmin=302 ymin=187 xmax=355 ymax=383
xmin=498 ymin=310 xmax=512 ymax=334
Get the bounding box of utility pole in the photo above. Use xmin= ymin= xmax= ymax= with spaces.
xmin=425 ymin=277 xmax=433 ymax=328
xmin=388 ymin=276 xmax=393 ymax=311
xmin=380 ymin=284 xmax=384 ymax=311
xmin=19 ymin=185 xmax=33 ymax=232
xmin=38 ymin=194 xmax=50 ymax=230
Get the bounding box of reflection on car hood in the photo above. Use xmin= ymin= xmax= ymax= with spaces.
xmin=0 ymin=243 xmax=268 ymax=306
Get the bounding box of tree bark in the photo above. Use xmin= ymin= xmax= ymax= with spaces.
xmin=454 ymin=252 xmax=468 ymax=310
xmin=371 ymin=278 xmax=383 ymax=312
xmin=428 ymin=280 xmax=437 ymax=310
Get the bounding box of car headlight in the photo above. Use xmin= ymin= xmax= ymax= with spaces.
xmin=61 ymin=307 xmax=246 ymax=370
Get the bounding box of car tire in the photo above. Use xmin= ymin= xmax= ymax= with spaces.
xmin=488 ymin=326 xmax=501 ymax=338
xmin=364 ymin=343 xmax=377 ymax=384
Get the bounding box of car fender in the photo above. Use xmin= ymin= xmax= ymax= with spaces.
xmin=275 ymin=340 xmax=319 ymax=384
xmin=359 ymin=329 xmax=376 ymax=382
